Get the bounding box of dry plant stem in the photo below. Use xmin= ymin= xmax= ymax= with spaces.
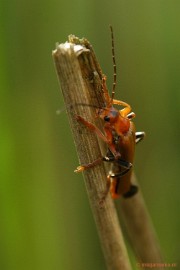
xmin=118 ymin=173 xmax=163 ymax=268
xmin=52 ymin=40 xmax=132 ymax=270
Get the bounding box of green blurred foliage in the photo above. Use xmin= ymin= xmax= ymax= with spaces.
xmin=0 ymin=0 xmax=179 ymax=269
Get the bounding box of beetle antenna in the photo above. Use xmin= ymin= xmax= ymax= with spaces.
xmin=110 ymin=25 xmax=117 ymax=103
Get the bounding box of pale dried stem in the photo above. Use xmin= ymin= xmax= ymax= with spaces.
xmin=118 ymin=173 xmax=163 ymax=268
xmin=52 ymin=39 xmax=132 ymax=270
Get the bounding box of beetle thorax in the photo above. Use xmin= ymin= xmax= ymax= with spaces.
xmin=98 ymin=106 xmax=130 ymax=135
xmin=114 ymin=116 xmax=130 ymax=135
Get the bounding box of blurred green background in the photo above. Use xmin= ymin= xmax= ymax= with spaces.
xmin=0 ymin=0 xmax=179 ymax=269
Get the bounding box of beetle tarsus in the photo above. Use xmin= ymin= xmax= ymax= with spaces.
xmin=135 ymin=131 xmax=145 ymax=144
xmin=74 ymin=157 xmax=103 ymax=172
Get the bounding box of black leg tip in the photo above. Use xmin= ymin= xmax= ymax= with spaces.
xmin=123 ymin=185 xmax=138 ymax=198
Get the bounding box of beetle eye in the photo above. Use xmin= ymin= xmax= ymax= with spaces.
xmin=104 ymin=115 xmax=110 ymax=122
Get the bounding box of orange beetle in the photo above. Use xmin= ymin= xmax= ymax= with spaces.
xmin=75 ymin=26 xmax=145 ymax=199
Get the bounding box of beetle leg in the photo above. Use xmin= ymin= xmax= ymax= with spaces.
xmin=76 ymin=114 xmax=108 ymax=141
xmin=75 ymin=157 xmax=103 ymax=172
xmin=104 ymin=125 xmax=121 ymax=159
xmin=127 ymin=112 xmax=136 ymax=120
xmin=112 ymin=99 xmax=132 ymax=117
xmin=107 ymin=160 xmax=133 ymax=199
xmin=76 ymin=115 xmax=120 ymax=159
xmin=109 ymin=159 xmax=132 ymax=178
xmin=102 ymin=148 xmax=132 ymax=177
xmin=135 ymin=131 xmax=145 ymax=144
xmin=103 ymin=153 xmax=132 ymax=177
xmin=74 ymin=150 xmax=121 ymax=173
xmin=109 ymin=178 xmax=121 ymax=199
